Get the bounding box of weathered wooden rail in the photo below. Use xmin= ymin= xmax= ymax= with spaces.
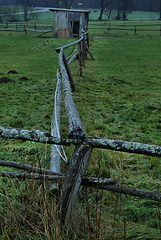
xmin=0 ymin=29 xmax=161 ymax=224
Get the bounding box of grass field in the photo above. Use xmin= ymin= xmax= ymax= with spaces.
xmin=0 ymin=11 xmax=161 ymax=240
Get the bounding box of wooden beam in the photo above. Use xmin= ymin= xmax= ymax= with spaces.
xmin=68 ymin=53 xmax=78 ymax=66
xmin=59 ymin=49 xmax=85 ymax=139
xmin=63 ymin=53 xmax=76 ymax=92
xmin=1 ymin=170 xmax=160 ymax=202
xmin=0 ymin=160 xmax=62 ymax=176
xmin=81 ymin=177 xmax=116 ymax=186
xmin=1 ymin=126 xmax=161 ymax=157
xmin=85 ymin=138 xmax=161 ymax=157
xmin=86 ymin=47 xmax=94 ymax=60
xmin=0 ymin=169 xmax=116 ymax=186
xmin=56 ymin=37 xmax=83 ymax=52
xmin=95 ymin=184 xmax=161 ymax=202
xmin=0 ymin=171 xmax=62 ymax=181
xmin=66 ymin=44 xmax=77 ymax=61
xmin=58 ymin=144 xmax=92 ymax=222
xmin=50 ymin=71 xmax=62 ymax=190
xmin=78 ymin=41 xmax=82 ymax=76
xmin=0 ymin=126 xmax=78 ymax=145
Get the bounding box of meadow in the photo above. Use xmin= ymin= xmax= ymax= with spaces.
xmin=0 ymin=10 xmax=161 ymax=239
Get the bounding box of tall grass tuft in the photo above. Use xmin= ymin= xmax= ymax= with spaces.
xmin=0 ymin=178 xmax=64 ymax=240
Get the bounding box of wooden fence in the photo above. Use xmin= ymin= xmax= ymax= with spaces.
xmin=0 ymin=21 xmax=54 ymax=36
xmin=89 ymin=22 xmax=161 ymax=35
xmin=0 ymin=29 xmax=161 ymax=223
xmin=2 ymin=22 xmax=161 ymax=36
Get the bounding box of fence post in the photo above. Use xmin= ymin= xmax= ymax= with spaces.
xmin=84 ymin=27 xmax=88 ymax=60
xmin=58 ymin=144 xmax=92 ymax=222
xmin=107 ymin=25 xmax=111 ymax=34
xmin=6 ymin=23 xmax=8 ymax=30
xmin=24 ymin=25 xmax=27 ymax=35
xmin=81 ymin=29 xmax=86 ymax=66
xmin=78 ymin=41 xmax=82 ymax=76
xmin=134 ymin=25 xmax=137 ymax=35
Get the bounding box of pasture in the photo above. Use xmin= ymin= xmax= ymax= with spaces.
xmin=0 ymin=11 xmax=161 ymax=239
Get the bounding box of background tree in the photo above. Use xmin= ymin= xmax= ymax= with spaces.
xmin=16 ymin=0 xmax=36 ymax=21
xmin=24 ymin=0 xmax=29 ymax=21
xmin=59 ymin=0 xmax=75 ymax=8
xmin=115 ymin=0 xmax=134 ymax=20
xmin=98 ymin=0 xmax=118 ymax=20
xmin=150 ymin=0 xmax=161 ymax=19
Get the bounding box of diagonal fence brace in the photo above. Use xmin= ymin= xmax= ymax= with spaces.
xmin=58 ymin=144 xmax=92 ymax=222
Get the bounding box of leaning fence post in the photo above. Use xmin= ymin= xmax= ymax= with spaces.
xmin=58 ymin=144 xmax=92 ymax=222
xmin=50 ymin=71 xmax=62 ymax=191
xmin=63 ymin=52 xmax=76 ymax=92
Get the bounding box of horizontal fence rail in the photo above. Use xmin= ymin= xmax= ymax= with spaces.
xmin=89 ymin=23 xmax=161 ymax=35
xmin=0 ymin=22 xmax=54 ymax=36
xmin=0 ymin=170 xmax=160 ymax=202
xmin=1 ymin=126 xmax=161 ymax=157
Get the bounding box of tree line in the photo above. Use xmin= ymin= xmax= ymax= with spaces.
xmin=0 ymin=0 xmax=161 ymax=21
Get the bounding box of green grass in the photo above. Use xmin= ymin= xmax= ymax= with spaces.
xmin=0 ymin=18 xmax=161 ymax=239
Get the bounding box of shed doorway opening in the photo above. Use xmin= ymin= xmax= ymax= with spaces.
xmin=70 ymin=21 xmax=80 ymax=37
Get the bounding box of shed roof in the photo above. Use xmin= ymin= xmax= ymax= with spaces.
xmin=50 ymin=8 xmax=91 ymax=14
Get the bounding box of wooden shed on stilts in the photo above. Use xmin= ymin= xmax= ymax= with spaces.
xmin=50 ymin=8 xmax=91 ymax=38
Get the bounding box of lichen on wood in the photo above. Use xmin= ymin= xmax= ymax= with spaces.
xmin=0 ymin=126 xmax=74 ymax=145
xmin=85 ymin=138 xmax=161 ymax=157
